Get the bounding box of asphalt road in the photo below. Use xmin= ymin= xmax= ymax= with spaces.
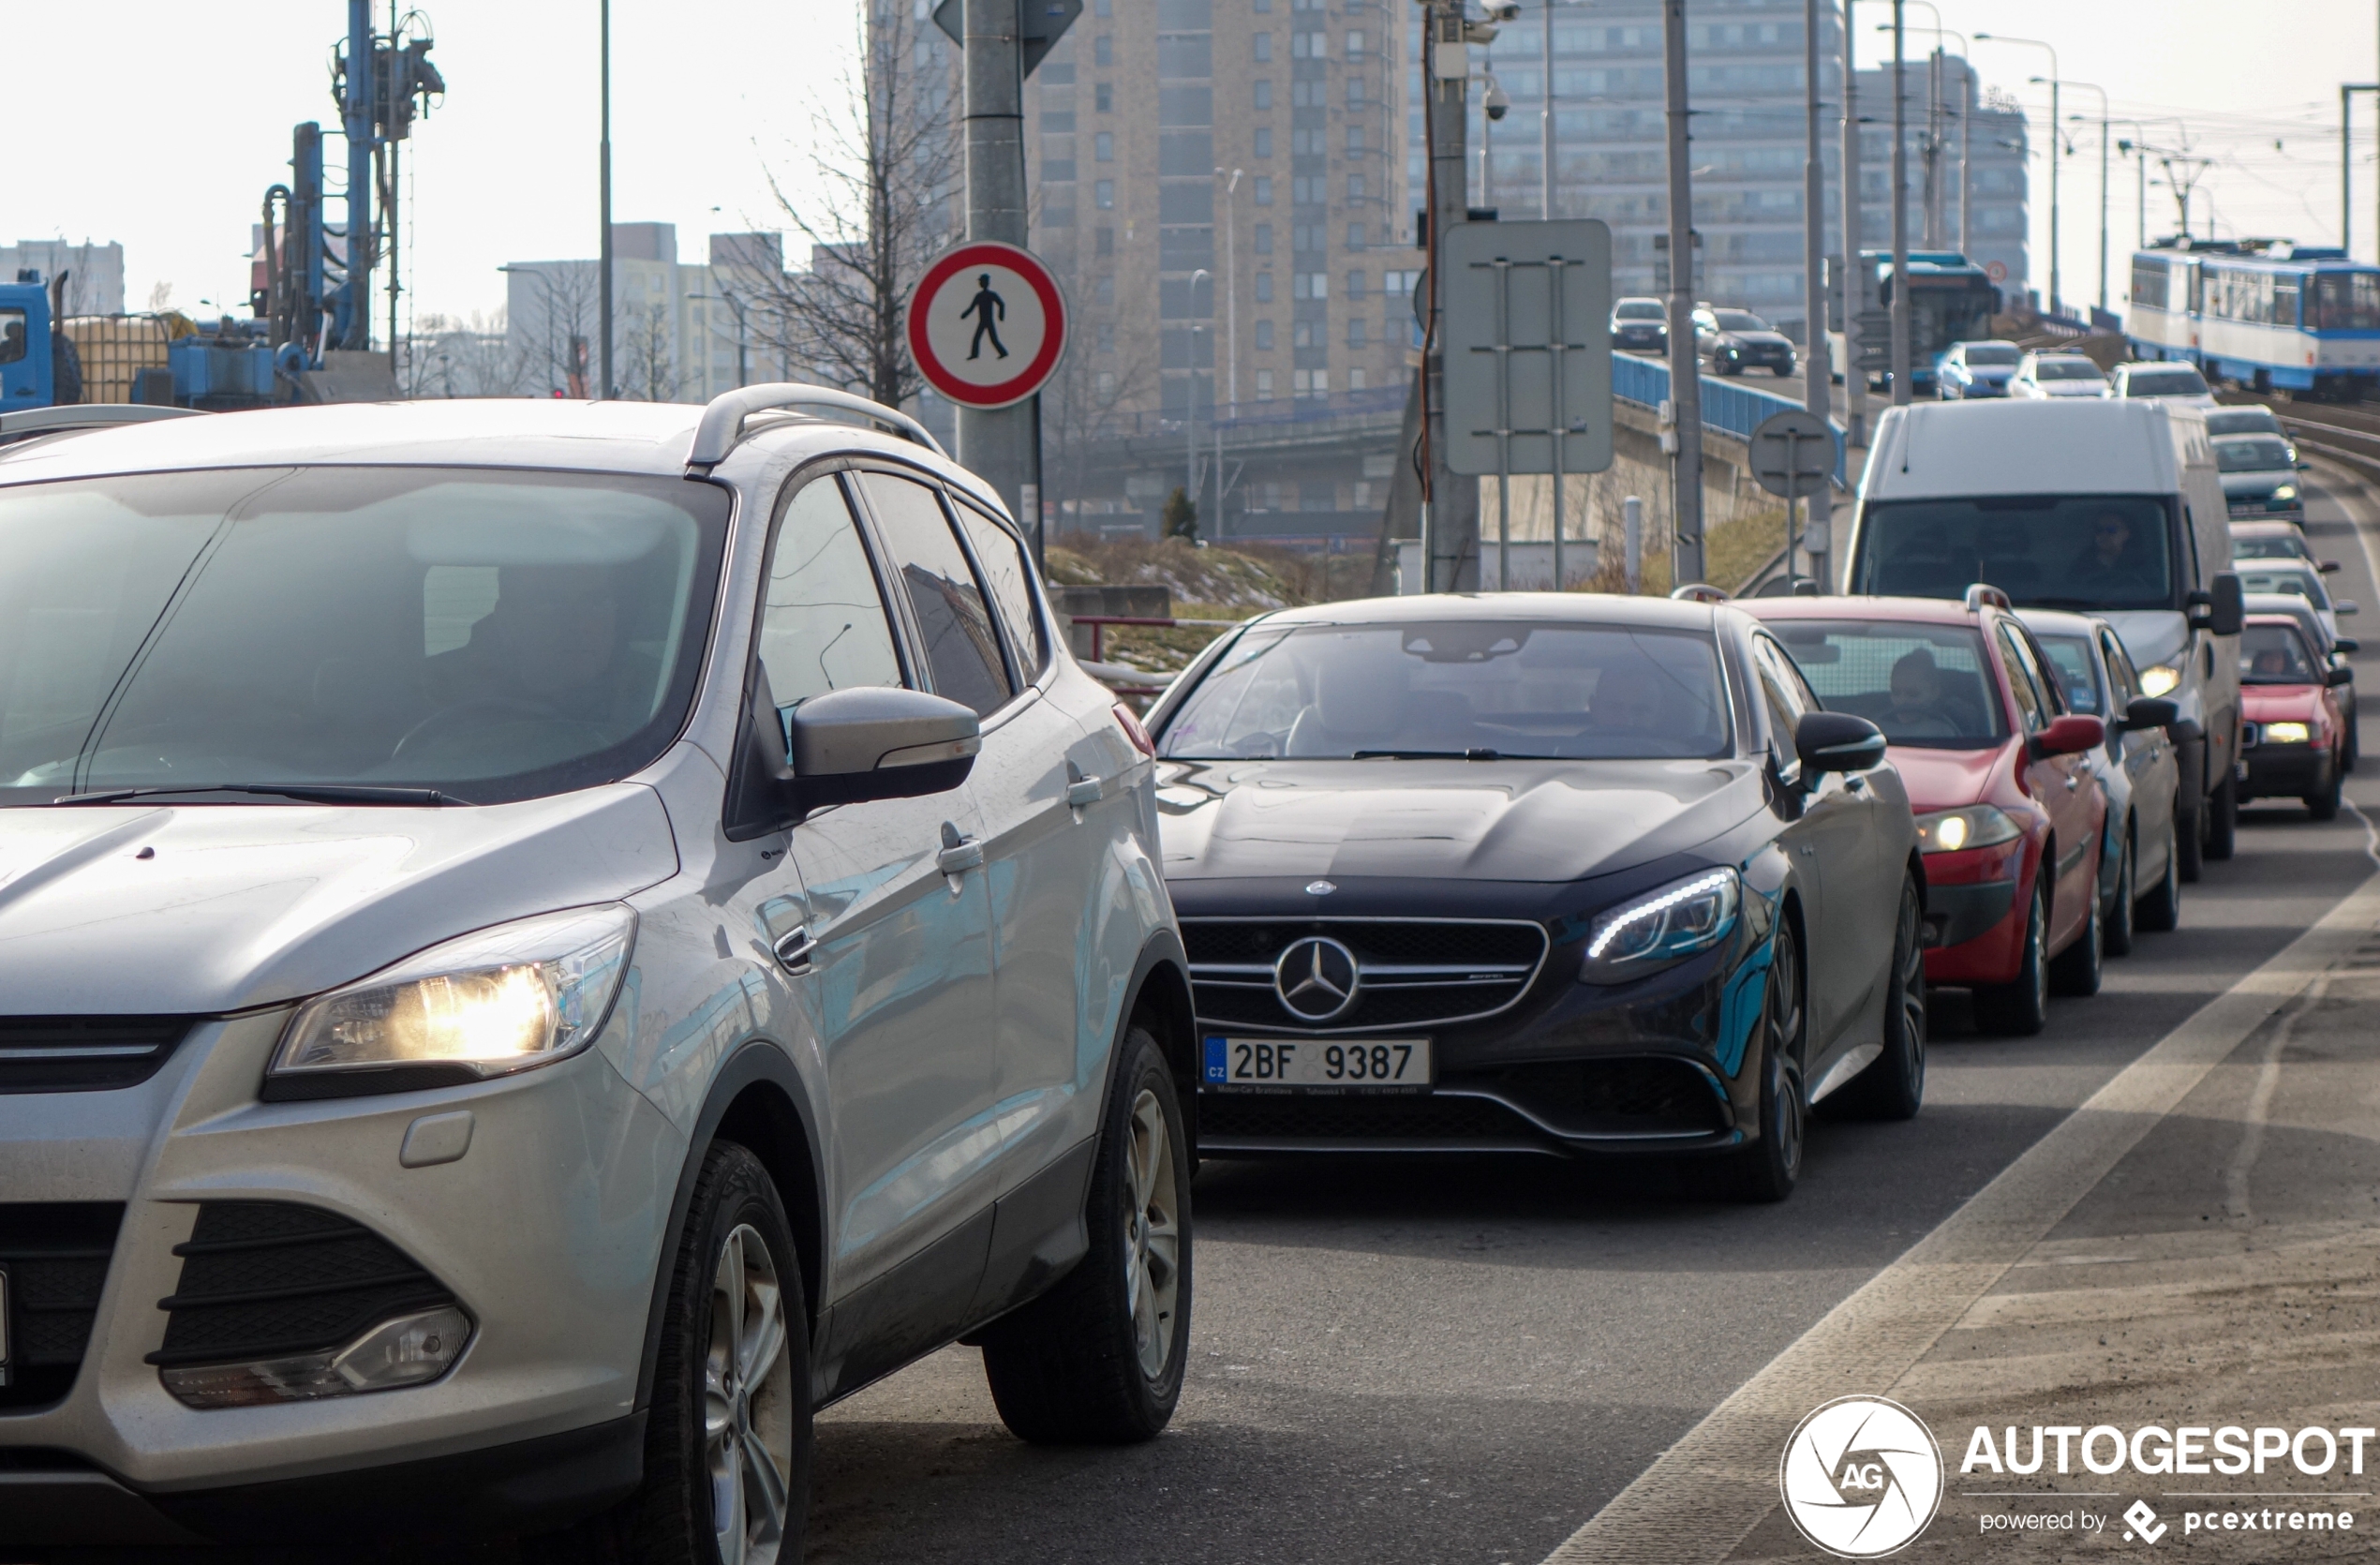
xmin=799 ymin=470 xmax=2380 ymax=1565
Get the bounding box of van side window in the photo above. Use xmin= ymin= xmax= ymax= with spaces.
xmin=757 ymin=476 xmax=906 ymax=711
xmin=949 ymin=499 xmax=1049 ymax=681
xmin=859 ymin=472 xmax=1015 ymax=718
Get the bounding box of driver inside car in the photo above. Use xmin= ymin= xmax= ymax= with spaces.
xmin=424 ymin=564 xmax=655 ymax=730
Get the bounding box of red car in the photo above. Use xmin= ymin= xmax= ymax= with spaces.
xmin=2238 ymin=613 xmax=2351 ymax=819
xmin=1748 ymin=590 xmax=2117 ymax=1036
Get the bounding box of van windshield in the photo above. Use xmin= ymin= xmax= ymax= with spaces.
xmin=1853 ymin=495 xmax=2179 ymax=612
xmin=0 ymin=467 xmax=730 ymax=807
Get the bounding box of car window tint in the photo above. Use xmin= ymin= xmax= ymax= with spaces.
xmin=1994 ymin=623 xmax=2051 ymax=730
xmin=1770 ymin=619 xmax=2008 ymax=749
xmin=949 ymin=499 xmax=1049 ymax=680
xmin=2240 ymin=623 xmax=2321 ymax=683
xmin=1749 ymin=634 xmax=1809 ymax=749
xmin=2099 ymin=630 xmax=2143 ymax=702
xmin=2034 ymin=635 xmax=2104 ymax=714
xmin=757 ymin=477 xmax=906 ymax=713
xmin=859 ymin=472 xmax=1014 ymax=717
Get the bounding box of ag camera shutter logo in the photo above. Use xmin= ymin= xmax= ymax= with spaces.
xmin=1779 ymin=1395 xmax=1945 ymax=1558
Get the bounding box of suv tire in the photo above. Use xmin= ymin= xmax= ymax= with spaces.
xmin=980 ymin=1025 xmax=1190 ymax=1444
xmin=1830 ymin=876 xmax=1926 ymax=1121
xmin=535 ymin=1141 xmax=809 ymax=1565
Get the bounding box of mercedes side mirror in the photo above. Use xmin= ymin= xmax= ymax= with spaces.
xmin=1794 ymin=711 xmax=1887 ymax=776
xmin=2328 ymin=665 xmax=2356 ymax=688
xmin=2031 ymin=713 xmax=2105 ymax=759
xmin=2118 ymin=695 xmax=2179 ymax=732
xmin=787 ymin=686 xmax=981 ymax=809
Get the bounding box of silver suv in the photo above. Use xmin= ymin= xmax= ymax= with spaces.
xmin=0 ymin=390 xmax=1194 ymax=1557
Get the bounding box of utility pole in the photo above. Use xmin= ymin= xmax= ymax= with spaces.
xmin=1423 ymin=2 xmax=1480 ymax=591
xmin=1840 ymin=0 xmax=1867 ymax=445
xmin=1541 ymin=0 xmax=1555 ymax=221
xmin=1663 ymin=0 xmax=1704 ymax=581
xmin=1889 ymin=0 xmax=1911 ymax=406
xmin=598 ymin=0 xmax=613 ymax=398
xmin=343 ymin=0 xmax=374 ymax=350
xmin=1957 ymin=65 xmax=1970 ymax=256
xmin=1219 ymin=169 xmax=1242 ymax=414
xmin=960 ymin=0 xmax=1036 ymax=523
xmin=1803 ymin=0 xmax=1832 ymax=588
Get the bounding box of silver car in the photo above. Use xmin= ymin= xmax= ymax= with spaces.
xmin=0 ymin=390 xmax=1193 ymax=1555
xmin=2018 ymin=610 xmax=2185 ymax=946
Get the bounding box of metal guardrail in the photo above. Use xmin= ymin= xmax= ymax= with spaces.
xmin=1609 ymin=352 xmax=1848 ymax=486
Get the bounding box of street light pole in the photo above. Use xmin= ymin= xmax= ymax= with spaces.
xmin=1541 ymin=0 xmax=1555 ymax=220
xmin=959 ymin=0 xmax=1035 ymax=524
xmin=598 ymin=0 xmax=613 ymax=399
xmin=1188 ymin=269 xmax=1212 ymax=529
xmin=1840 ymin=0 xmax=1867 ymax=445
xmin=1662 ymin=0 xmax=1705 ymax=582
xmin=1977 ymin=34 xmax=2059 ymax=315
xmin=1802 ymin=0 xmax=1832 ymax=588
xmin=1889 ymin=0 xmax=1911 ymax=405
xmin=1218 ymin=169 xmax=1242 ymax=415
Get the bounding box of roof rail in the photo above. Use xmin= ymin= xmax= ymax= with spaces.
xmin=1963 ymin=582 xmax=2013 ymax=612
xmin=1671 ymin=583 xmax=1731 ymax=604
xmin=685 ymin=383 xmax=945 ymax=471
xmin=0 ymin=405 xmax=205 ymax=441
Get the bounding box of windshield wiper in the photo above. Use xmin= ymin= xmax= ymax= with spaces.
xmin=49 ymin=783 xmax=464 ymax=807
xmin=1350 ymin=748 xmax=1505 ymax=761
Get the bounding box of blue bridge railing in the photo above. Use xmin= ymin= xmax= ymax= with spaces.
xmin=1611 ymin=352 xmax=1847 ymax=487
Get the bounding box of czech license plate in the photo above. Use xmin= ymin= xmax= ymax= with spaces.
xmin=1204 ymin=1035 xmax=1432 ymax=1091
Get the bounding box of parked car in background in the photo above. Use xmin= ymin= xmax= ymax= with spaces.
xmin=2238 ymin=614 xmax=2353 ymax=818
xmin=1694 ymin=306 xmax=1797 ymax=377
xmin=2009 ymin=353 xmax=2113 ymax=399
xmin=1612 ymin=296 xmax=1669 ymax=354
xmin=2215 ymin=433 xmax=2312 ymax=523
xmin=1146 ymin=593 xmax=1926 ymax=1203
xmin=1935 ymin=340 xmax=2022 ymax=399
xmin=2113 ymin=361 xmax=2219 ymax=408
xmin=2245 ymin=590 xmax=2358 ymax=767
xmin=1748 ymin=590 xmax=2120 ymax=1036
xmin=0 ymin=394 xmax=1194 ymax=1553
xmin=2019 ymin=609 xmax=2185 ymax=954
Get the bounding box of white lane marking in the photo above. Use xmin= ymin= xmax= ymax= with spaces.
xmin=1540 ymin=874 xmax=2380 ymax=1565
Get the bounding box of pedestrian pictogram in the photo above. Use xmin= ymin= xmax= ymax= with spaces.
xmin=907 ymin=241 xmax=1068 ymax=409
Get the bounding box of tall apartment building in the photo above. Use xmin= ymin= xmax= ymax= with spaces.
xmin=502 ymin=224 xmax=788 ymax=402
xmin=1025 ymin=0 xmax=1415 ymax=424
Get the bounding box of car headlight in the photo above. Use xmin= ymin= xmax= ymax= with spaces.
xmin=2140 ymin=663 xmax=2181 ymax=697
xmin=270 ymin=904 xmax=636 ymax=1091
xmin=2264 ymin=721 xmax=2313 ymax=745
xmin=1913 ymin=804 xmax=2022 ymax=855
xmin=2270 ymin=485 xmax=2298 ymax=504
xmin=1580 ymin=867 xmax=1740 ymax=984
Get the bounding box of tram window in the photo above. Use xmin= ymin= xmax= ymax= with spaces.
xmin=2312 ymin=273 xmax=2380 ymax=332
xmin=2130 ymin=260 xmax=2170 ymax=312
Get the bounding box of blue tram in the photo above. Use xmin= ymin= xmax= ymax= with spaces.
xmin=2127 ymin=239 xmax=2380 ymax=396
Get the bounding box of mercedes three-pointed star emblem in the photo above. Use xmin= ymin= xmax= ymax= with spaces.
xmin=1273 ymin=936 xmax=1361 ymax=1021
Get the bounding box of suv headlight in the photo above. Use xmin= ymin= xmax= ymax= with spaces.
xmin=269 ymin=904 xmax=635 ymax=1093
xmin=2270 ymin=484 xmax=2298 ymax=505
xmin=1913 ymin=804 xmax=2022 ymax=855
xmin=1580 ymin=868 xmax=1740 ymax=984
xmin=2140 ymin=663 xmax=2181 ymax=697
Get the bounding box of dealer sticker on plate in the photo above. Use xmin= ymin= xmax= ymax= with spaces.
xmin=1204 ymin=1035 xmax=1432 ymax=1091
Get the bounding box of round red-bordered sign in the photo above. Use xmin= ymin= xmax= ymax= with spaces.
xmin=906 ymin=241 xmax=1068 ymax=409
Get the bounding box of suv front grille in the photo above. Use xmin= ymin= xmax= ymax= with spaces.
xmin=1185 ymin=917 xmax=1549 ymax=1033
xmin=0 ymin=1017 xmax=194 ymax=1094
xmin=0 ymin=1203 xmax=125 ymax=1409
xmin=149 ymin=1203 xmax=457 ymax=1369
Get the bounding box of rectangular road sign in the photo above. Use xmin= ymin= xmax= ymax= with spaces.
xmin=1440 ymin=219 xmax=1614 ymax=478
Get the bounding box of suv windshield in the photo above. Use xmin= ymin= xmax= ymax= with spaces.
xmin=2206 ymin=408 xmax=2283 ymax=438
xmin=1854 ymin=495 xmax=2178 ymax=612
xmin=1157 ymin=621 xmax=1732 ymax=761
xmin=2031 ymin=359 xmax=2104 ymax=381
xmin=1711 ymin=310 xmax=1770 ymax=332
xmin=2215 ymin=437 xmax=2295 ymax=473
xmin=1614 ymin=302 xmax=1664 ymax=320
xmin=0 ymin=467 xmax=730 ymax=807
xmin=1767 ymin=620 xmax=2008 ymax=749
xmin=2124 ymin=367 xmax=2209 ymax=397
xmin=1961 ymin=345 xmax=2019 ymax=366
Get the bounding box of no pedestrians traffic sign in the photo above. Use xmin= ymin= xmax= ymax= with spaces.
xmin=906 ymin=241 xmax=1068 ymax=410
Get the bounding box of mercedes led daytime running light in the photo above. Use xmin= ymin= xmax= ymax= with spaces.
xmin=1580 ymin=868 xmax=1741 ymax=984
xmin=271 ymin=904 xmax=635 ymax=1081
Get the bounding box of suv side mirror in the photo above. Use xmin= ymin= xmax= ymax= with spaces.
xmin=2328 ymin=665 xmax=2356 ymax=688
xmin=2031 ymin=713 xmax=2105 ymax=758
xmin=1794 ymin=711 xmax=1887 ymax=775
xmin=788 ymin=686 xmax=981 ymax=810
xmin=2119 ymin=694 xmax=2179 ymax=732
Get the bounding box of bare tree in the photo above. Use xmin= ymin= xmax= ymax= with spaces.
xmin=620 ymin=302 xmax=687 ymax=403
xmin=1042 ymin=337 xmax=1158 ymax=528
xmin=401 ymin=309 xmax=532 ymax=397
xmin=743 ymin=4 xmax=959 ymax=408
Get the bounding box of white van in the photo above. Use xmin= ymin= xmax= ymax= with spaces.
xmin=1844 ymin=399 xmax=2246 ymax=878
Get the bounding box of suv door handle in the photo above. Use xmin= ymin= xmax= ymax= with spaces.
xmin=771 ymin=925 xmax=816 ymax=976
xmin=1067 ymin=773 xmax=1106 ymax=808
xmin=936 ymin=821 xmax=983 ymax=876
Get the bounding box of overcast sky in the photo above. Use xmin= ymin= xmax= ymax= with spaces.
xmin=4 ymin=2 xmax=2372 ymax=325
